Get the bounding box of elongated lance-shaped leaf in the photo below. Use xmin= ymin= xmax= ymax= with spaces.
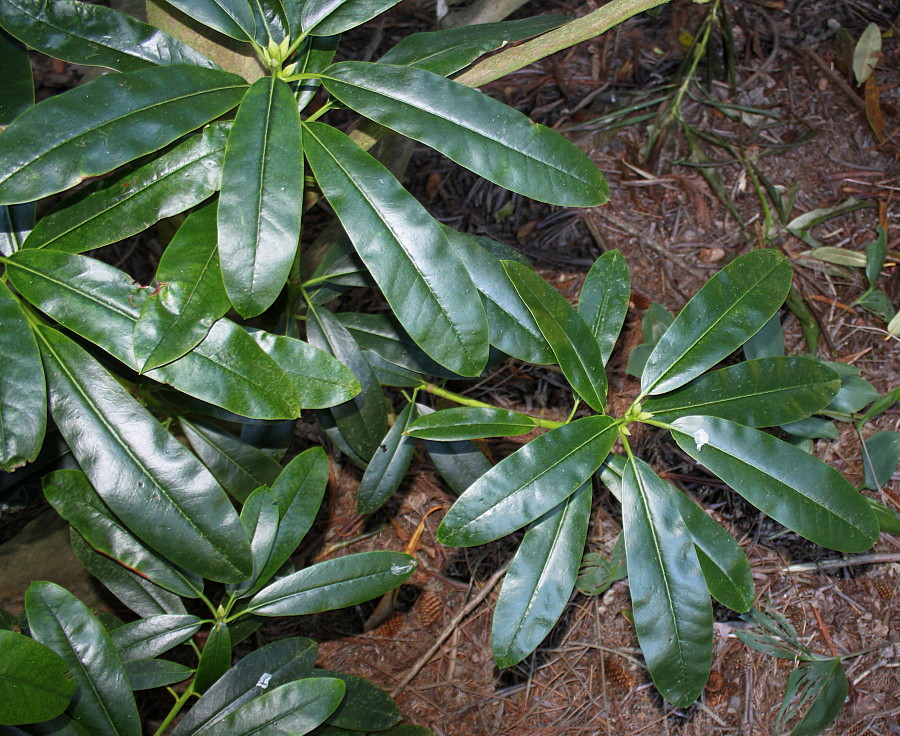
xmin=672 ymin=416 xmax=879 ymax=552
xmin=35 ymin=325 xmax=252 ymax=582
xmin=194 ymin=622 xmax=232 ymax=694
xmin=70 ymin=530 xmax=189 ymax=617
xmin=0 ymin=201 xmax=34 ymax=256
xmin=504 ymin=260 xmax=607 ymax=412
xmin=0 ymin=65 xmax=247 ymax=205
xmin=437 ymin=416 xmax=617 ymax=547
xmin=110 ymin=615 xmax=202 ymax=662
xmin=416 ymin=405 xmax=492 ymax=495
xmin=0 ymin=280 xmax=45 ymax=471
xmin=493 ymin=483 xmax=591 ymax=668
xmin=45 ymin=469 xmax=203 ymax=598
xmin=124 ymin=659 xmax=193 ymax=691
xmin=379 ymin=15 xmax=567 ymax=77
xmin=406 ymin=407 xmax=539 ymax=441
xmin=643 ymin=357 xmax=841 ymax=427
xmin=863 ymin=431 xmax=900 ymax=490
xmin=578 ymin=250 xmax=630 ymax=365
xmin=321 ymin=62 xmax=608 ymax=207
xmin=302 ymin=0 xmax=401 ymax=35
xmin=228 ymin=486 xmax=280 ymax=597
xmin=134 ymin=201 xmax=231 ymax=371
xmin=782 ymin=659 xmax=848 ymax=736
xmin=312 ymin=669 xmax=401 ymax=731
xmin=358 ymin=402 xmax=418 ymax=515
xmin=622 ymin=457 xmax=713 ymax=707
xmin=304 ymin=122 xmax=489 ymax=376
xmin=181 ymin=418 xmax=281 ymax=503
xmin=307 ymin=303 xmax=387 ymax=462
xmin=295 ymin=33 xmax=340 ymax=112
xmin=442 ymin=228 xmax=553 ymax=364
xmin=0 ymin=30 xmax=32 ymax=125
xmin=219 ymin=76 xmax=303 ymax=317
xmin=247 ymin=328 xmax=360 ymax=410
xmin=164 ymin=0 xmax=256 ymax=41
xmin=23 ymin=123 xmax=229 ymax=254
xmin=248 ymin=551 xmax=417 ymax=616
xmin=247 ymin=0 xmax=288 ymax=45
xmin=0 ymin=630 xmax=75 ymax=726
xmin=25 ymin=581 xmax=141 ymax=736
xmin=641 ymin=250 xmax=793 ymax=396
xmin=0 ymin=0 xmax=219 ymax=72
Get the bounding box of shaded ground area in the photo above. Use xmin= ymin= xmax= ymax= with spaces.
xmin=1 ymin=1 xmax=897 ymax=734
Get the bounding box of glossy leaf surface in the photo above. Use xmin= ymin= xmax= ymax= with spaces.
xmin=111 ymin=615 xmax=202 ymax=662
xmin=0 ymin=280 xmax=45 ymax=471
xmin=0 ymin=630 xmax=75 ymax=726
xmin=219 ymin=76 xmax=303 ymax=317
xmin=313 ymin=669 xmax=400 ymax=731
xmin=25 ymin=582 xmax=140 ymax=736
xmin=406 ymin=407 xmax=539 ymax=441
xmin=36 ymin=326 xmax=252 ymax=582
xmin=437 ymin=416 xmax=616 ymax=546
xmin=23 ymin=123 xmax=228 ymax=254
xmin=0 ymin=201 xmax=33 ymax=257
xmin=493 ymin=483 xmax=590 ymax=668
xmin=643 ymin=357 xmax=840 ymax=427
xmin=0 ymin=31 xmax=32 ymax=125
xmin=322 ymin=62 xmax=608 ymax=207
xmin=171 ymin=637 xmax=318 ymax=736
xmin=248 ymin=551 xmax=417 ymax=616
xmin=302 ymin=0 xmax=402 ymax=35
xmin=45 ymin=470 xmax=202 ymax=599
xmin=123 ymin=659 xmax=193 ymax=691
xmin=642 ymin=250 xmax=793 ymax=395
xmin=863 ymin=431 xmax=900 ymax=489
xmin=504 ymin=261 xmax=607 ymax=412
xmin=622 ymin=458 xmax=712 ymax=707
xmin=672 ymin=416 xmax=878 ymax=552
xmin=380 ymin=15 xmax=567 ymax=76
xmin=164 ymin=0 xmax=255 ymax=41
xmin=134 ymin=202 xmax=231 ymax=371
xmin=304 ymin=122 xmax=488 ymax=377
xmin=0 ymin=0 xmax=218 ymax=72
xmin=357 ymin=402 xmax=418 ymax=515
xmin=0 ymin=65 xmax=247 ymax=205
xmin=193 ymin=622 xmax=232 ymax=695
xmin=577 ymin=250 xmax=630 ymax=365
xmin=228 ymin=485 xmax=280 ymax=596
xmin=295 ymin=34 xmax=340 ymax=112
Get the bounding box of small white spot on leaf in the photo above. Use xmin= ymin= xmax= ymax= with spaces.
xmin=390 ymin=560 xmax=416 ymax=575
xmin=256 ymin=673 xmax=272 ymax=689
xmin=693 ymin=429 xmax=710 ymax=451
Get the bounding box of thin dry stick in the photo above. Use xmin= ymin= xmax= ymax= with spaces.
xmin=755 ymin=553 xmax=900 ymax=574
xmin=391 ymin=562 xmax=510 ymax=697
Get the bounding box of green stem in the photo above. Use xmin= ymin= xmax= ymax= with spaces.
xmin=641 ymin=418 xmax=677 ymax=432
xmin=153 ymin=686 xmax=194 ymax=736
xmin=565 ymin=399 xmax=582 ymax=424
xmin=304 ymin=100 xmax=336 ymax=123
xmin=417 ymin=383 xmax=565 ymax=429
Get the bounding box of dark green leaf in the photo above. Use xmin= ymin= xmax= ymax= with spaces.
xmin=442 ymin=229 xmax=553 ymax=364
xmin=304 ymin=122 xmax=489 ymax=376
xmin=23 ymin=123 xmax=229 ymax=254
xmin=123 ymin=659 xmax=193 ymax=691
xmin=307 ymin=303 xmax=387 ymax=462
xmin=866 ymin=497 xmax=900 ymax=535
xmin=578 ymin=250 xmax=630 ymax=365
xmin=164 ymin=0 xmax=255 ymax=42
xmin=295 ymin=34 xmax=340 ymax=112
xmin=194 ymin=678 xmax=345 ymax=736
xmin=0 ymin=0 xmax=218 ymax=72
xmin=493 ymin=483 xmax=591 ymax=668
xmin=247 ymin=329 xmax=361 ymax=410
xmin=671 ymin=416 xmax=879 ymax=553
xmin=576 ymin=534 xmax=627 ymax=596
xmin=379 ymin=15 xmax=567 ymax=76
xmin=248 ymin=0 xmax=288 ymax=45
xmin=642 ymin=250 xmax=793 ymax=395
xmin=0 ymin=281 xmax=45 ymax=471
xmin=625 ymin=303 xmax=674 ymax=378
xmin=111 ymin=615 xmax=202 ymax=662
xmin=181 ymin=418 xmax=282 ymax=503
xmin=670 ymin=490 xmax=753 ymax=612
xmin=0 ymin=630 xmax=75 ymax=726
xmin=857 ymin=385 xmax=900 ymax=426
xmin=170 ymin=637 xmax=317 ymax=736
xmin=406 ymin=407 xmax=538 ymax=441
xmin=193 ymin=622 xmax=232 ymax=695
xmin=864 ymin=225 xmax=887 ymax=290
xmin=357 ymin=402 xmax=418 ymax=515
xmin=622 ymin=458 xmax=712 ymax=707
xmin=228 ymin=486 xmax=280 ymax=597
xmin=70 ymin=530 xmax=188 ymax=618
xmin=854 ymin=289 xmax=895 ymax=322
xmin=0 ymin=201 xmax=34 ymax=256
xmin=826 ymin=375 xmax=879 ymax=414
xmin=862 ymin=431 xmax=900 ymax=490
xmin=643 ymin=357 xmax=841 ymax=427
xmin=786 ymin=659 xmax=848 ymax=736
xmin=321 ymin=62 xmax=608 ymax=207
xmin=248 ymin=551 xmax=417 ymax=616
xmin=25 ymin=582 xmax=140 ymax=736
xmin=0 ymin=65 xmax=247 ymax=205
xmin=219 ymin=76 xmax=303 ymax=317
xmin=240 ymin=421 xmax=293 ymax=461
xmin=504 ymin=261 xmax=607 ymax=412
xmin=45 ymin=470 xmax=203 ymax=599
xmin=437 ymin=416 xmax=616 ymax=547
xmin=419 ymin=405 xmax=491 ymax=495
xmin=0 ymin=31 xmax=32 ymax=125
xmin=302 ymin=0 xmax=401 ymax=35
xmin=743 ymin=313 xmax=784 ymax=360
xmin=134 ymin=201 xmax=231 ymax=372
xmin=780 ymin=416 xmax=838 ymax=440
xmin=312 ymin=669 xmax=400 ymax=731
xmin=36 ymin=326 xmax=252 ymax=582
